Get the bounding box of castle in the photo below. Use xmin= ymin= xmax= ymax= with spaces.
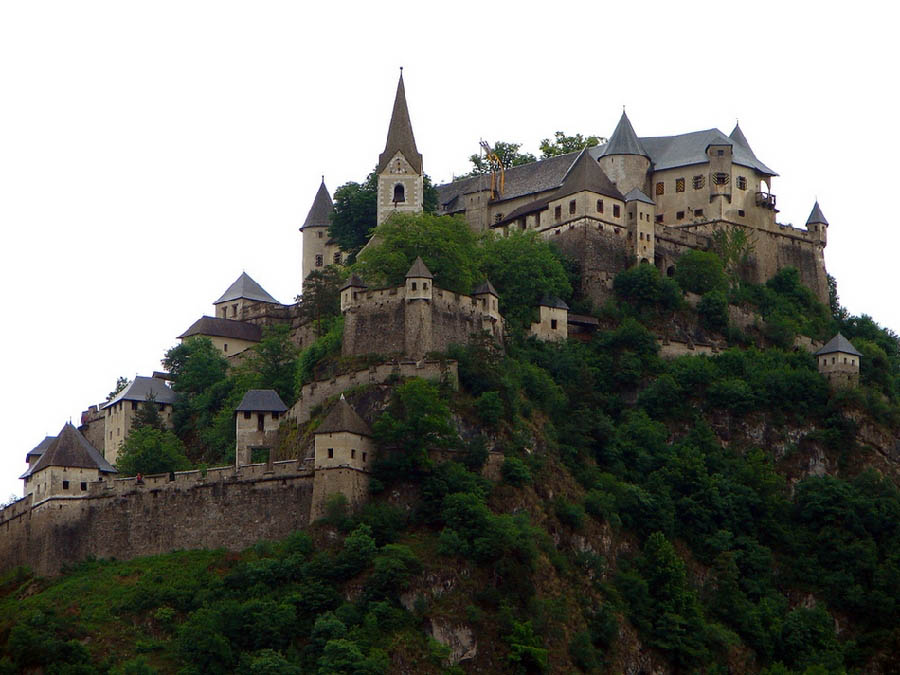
xmin=1 ymin=72 xmax=856 ymax=576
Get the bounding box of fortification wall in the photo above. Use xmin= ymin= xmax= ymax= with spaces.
xmin=343 ymin=293 xmax=406 ymax=356
xmin=291 ymin=360 xmax=458 ymax=425
xmin=0 ymin=461 xmax=313 ymax=576
xmin=545 ymin=219 xmax=631 ymax=306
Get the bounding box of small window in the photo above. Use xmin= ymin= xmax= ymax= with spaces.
xmin=243 ymin=411 xmax=251 ymax=420
xmin=692 ymin=175 xmax=705 ymax=190
xmin=613 ymin=205 xmax=621 ymax=217
xmin=257 ymin=413 xmax=265 ymax=432
xmin=327 ymin=448 xmax=334 ymax=459
xmin=596 ymin=199 xmax=603 ymax=213
xmin=738 ymin=209 xmax=745 ymax=217
xmin=737 ymin=176 xmax=747 ymax=190
xmin=131 ymin=401 xmax=137 ymax=410
xmin=411 ymin=281 xmax=417 ymax=291
xmin=550 ymin=319 xmax=558 ymax=330
xmin=844 ymin=357 xmax=847 ymax=364
xmin=675 ymin=178 xmax=685 ymax=193
xmin=363 ymin=452 xmax=367 ymax=462
xmin=717 ymin=149 xmax=724 ymax=156
xmin=272 ymin=412 xmax=280 ymax=421
xmin=351 ymin=449 xmax=356 ymax=459
xmin=63 ymin=481 xmax=70 ymax=490
xmin=232 ymin=304 xmax=238 ymax=316
xmin=81 ymin=482 xmax=87 ymax=491
xmin=655 ymin=182 xmax=664 ymax=195
xmin=655 ymin=215 xmax=663 ymax=223
xmin=333 ymin=252 xmax=341 ymax=264
xmin=676 ymin=210 xmax=685 ymax=220
xmin=317 ymin=231 xmax=323 ymax=239
xmin=494 ymin=213 xmax=503 ymax=224
xmin=315 ymin=254 xmax=323 ymax=267
xmin=554 ymin=206 xmax=562 ymax=220
xmin=713 ymin=172 xmax=730 ymax=185
xmin=569 ymin=199 xmax=576 ymax=215
xmin=224 ymin=343 xmax=228 ymax=353
xmin=832 ymin=357 xmax=835 ymax=364
xmin=695 ymin=209 xmax=704 ymax=217
xmin=393 ymin=184 xmax=405 ymax=203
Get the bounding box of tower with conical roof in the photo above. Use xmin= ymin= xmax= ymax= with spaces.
xmin=806 ymin=200 xmax=828 ymax=245
xmin=213 ymin=271 xmax=280 ymax=321
xmin=376 ymin=70 xmax=424 ymax=226
xmin=598 ymin=110 xmax=651 ymax=195
xmin=301 ymin=177 xmax=341 ymax=283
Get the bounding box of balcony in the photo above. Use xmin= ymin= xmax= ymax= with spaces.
xmin=756 ymin=191 xmax=777 ymax=209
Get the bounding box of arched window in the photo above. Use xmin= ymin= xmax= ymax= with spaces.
xmin=393 ymin=184 xmax=405 ymax=203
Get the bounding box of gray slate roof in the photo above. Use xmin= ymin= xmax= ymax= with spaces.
xmin=555 ymin=148 xmax=625 ymax=201
xmin=624 ymin=188 xmax=655 ymax=205
xmin=815 ymin=333 xmax=862 ymax=357
xmin=28 ymin=436 xmax=56 ymax=460
xmin=600 ymin=111 xmax=649 ymax=158
xmin=302 ymin=178 xmax=333 ymax=230
xmin=437 ymin=123 xmax=776 ymax=211
xmin=806 ymin=201 xmax=828 ymax=226
xmin=236 ymin=389 xmax=288 ymax=413
xmin=340 ymin=274 xmax=368 ymax=291
xmin=104 ymin=376 xmax=178 ymax=409
xmin=406 ymin=256 xmax=433 ymax=279
xmin=215 ymin=272 xmax=279 ymax=305
xmin=178 ymin=316 xmax=263 ymax=342
xmin=539 ymin=295 xmax=570 ymax=310
xmin=26 ymin=423 xmax=117 ymax=477
xmin=316 ymin=396 xmax=372 ymax=436
xmin=376 ymin=73 xmax=423 ymax=174
xmin=472 ymin=280 xmax=498 ymax=296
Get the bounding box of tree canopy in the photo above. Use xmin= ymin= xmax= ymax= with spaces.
xmin=116 ymin=426 xmax=191 ymax=477
xmin=465 ymin=141 xmax=536 ymax=175
xmin=539 ymin=131 xmax=605 ymax=158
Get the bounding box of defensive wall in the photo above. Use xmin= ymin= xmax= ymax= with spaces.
xmin=0 ymin=461 xmax=314 ymax=576
xmin=291 ymin=360 xmax=458 ymax=425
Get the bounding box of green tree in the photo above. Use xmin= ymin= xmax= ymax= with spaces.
xmin=116 ymin=426 xmax=191 ymax=476
xmin=130 ymin=392 xmax=165 ymax=431
xmin=539 ymin=131 xmax=605 ymax=158
xmin=354 ymin=212 xmax=481 ymax=294
xmin=478 ymin=231 xmax=572 ymax=328
xmin=299 ymin=266 xmax=345 ymax=336
xmin=674 ymin=250 xmax=727 ymax=295
xmin=466 ymin=141 xmax=536 ymax=175
xmin=164 ymin=337 xmax=230 ymax=396
xmin=329 ymin=171 xmax=439 ymax=260
xmin=107 ymin=376 xmax=130 ymax=402
xmin=710 ymin=226 xmax=754 ymax=288
xmin=241 ymin=325 xmax=299 ymax=406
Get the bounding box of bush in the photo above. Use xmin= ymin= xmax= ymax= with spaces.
xmin=475 ymin=391 xmax=504 ymax=427
xmin=675 ymin=250 xmax=727 ymax=294
xmin=501 ymin=457 xmax=532 ymax=486
xmin=614 ymin=264 xmax=680 ymax=312
xmin=698 ymin=290 xmax=729 ymax=333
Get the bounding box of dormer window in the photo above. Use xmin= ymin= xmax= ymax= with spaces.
xmin=393 ymin=184 xmax=405 ymax=203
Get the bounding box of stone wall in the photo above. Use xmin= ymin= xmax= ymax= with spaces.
xmin=343 ymin=292 xmax=406 ymax=356
xmin=0 ymin=461 xmax=313 ymax=576
xmin=79 ymin=405 xmax=105 ymax=456
xmin=546 ymin=220 xmax=631 ymax=306
xmin=291 ymin=360 xmax=458 ymax=425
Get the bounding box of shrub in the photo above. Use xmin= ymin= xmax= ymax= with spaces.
xmin=675 ymin=250 xmax=727 ymax=295
xmin=501 ymin=457 xmax=532 ymax=486
xmin=475 ymin=391 xmax=504 ymax=427
xmin=698 ymin=290 xmax=729 ymax=333
xmin=614 ymin=264 xmax=680 ymax=312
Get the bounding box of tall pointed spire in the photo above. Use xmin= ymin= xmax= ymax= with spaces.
xmin=377 ymin=71 xmax=423 ymax=174
xmin=601 ymin=110 xmax=648 ymax=158
xmin=806 ymin=201 xmax=829 ymax=226
xmin=301 ymin=177 xmax=333 ymax=230
xmin=729 ymin=121 xmax=750 ymax=149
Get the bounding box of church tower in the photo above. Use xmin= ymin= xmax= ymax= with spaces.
xmin=376 ymin=70 xmax=423 ymax=226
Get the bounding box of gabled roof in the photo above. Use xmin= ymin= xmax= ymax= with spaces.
xmin=806 ymin=201 xmax=829 ymax=226
xmin=815 ymin=333 xmax=862 ymax=357
xmin=555 ymin=148 xmax=624 ymax=201
xmin=236 ymin=389 xmax=288 ymax=413
xmin=340 ymin=274 xmax=368 ymax=291
xmin=316 ymin=396 xmax=372 ymax=436
xmin=539 ymin=295 xmax=569 ymax=310
xmin=104 ymin=376 xmax=178 ymax=409
xmin=472 ymin=280 xmax=498 ymax=296
xmin=27 ymin=436 xmax=56 ymax=460
xmin=376 ymin=72 xmax=423 ymax=174
xmin=406 ymin=256 xmax=433 ymax=279
xmin=600 ymin=111 xmax=649 ymax=158
xmin=624 ymin=188 xmax=655 ymax=205
xmin=178 ymin=316 xmax=263 ymax=342
xmin=214 ymin=272 xmax=279 ymax=305
xmin=301 ymin=178 xmax=333 ymax=230
xmin=27 ymin=423 xmax=117 ymax=476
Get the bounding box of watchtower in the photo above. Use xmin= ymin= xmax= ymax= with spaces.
xmin=815 ymin=333 xmax=861 ymax=388
xmin=235 ymin=390 xmax=288 ymax=468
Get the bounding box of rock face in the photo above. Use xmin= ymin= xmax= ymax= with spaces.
xmin=427 ymin=619 xmax=477 ymax=665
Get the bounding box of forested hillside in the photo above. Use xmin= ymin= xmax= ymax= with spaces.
xmin=4 ymin=216 xmax=900 ymax=674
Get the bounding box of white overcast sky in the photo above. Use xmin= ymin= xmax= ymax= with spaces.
xmin=0 ymin=1 xmax=897 ymax=499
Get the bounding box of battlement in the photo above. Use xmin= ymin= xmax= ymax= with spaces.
xmin=292 ymin=360 xmax=458 ymax=424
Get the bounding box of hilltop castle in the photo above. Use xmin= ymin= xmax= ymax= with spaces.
xmin=1 ymin=72 xmax=851 ymax=576
xmin=302 ymin=73 xmax=831 ymax=305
